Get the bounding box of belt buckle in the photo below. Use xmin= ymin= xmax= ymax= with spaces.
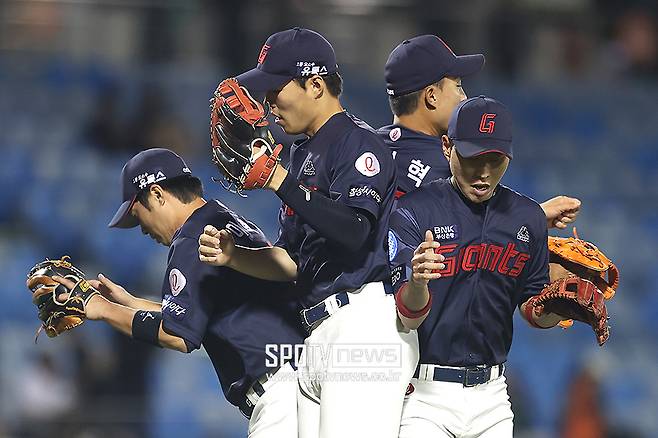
xmin=464 ymin=365 xmax=487 ymax=387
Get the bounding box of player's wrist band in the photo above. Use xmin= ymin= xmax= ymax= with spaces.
xmin=395 ymin=283 xmax=432 ymax=319
xmin=131 ymin=310 xmax=163 ymax=347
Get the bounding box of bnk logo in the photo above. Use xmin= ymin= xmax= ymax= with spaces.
xmin=479 ymin=113 xmax=496 ymax=134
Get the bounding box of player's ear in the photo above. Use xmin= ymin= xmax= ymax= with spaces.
xmin=309 ymin=75 xmax=324 ymax=99
xmin=441 ymin=135 xmax=452 ymax=161
xmin=150 ymin=184 xmax=166 ymax=206
xmin=423 ymin=85 xmax=438 ymax=110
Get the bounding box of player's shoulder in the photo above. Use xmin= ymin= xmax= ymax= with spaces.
xmin=339 ymin=113 xmax=390 ymax=155
xmin=397 ymin=178 xmax=452 ymax=209
xmin=176 ymin=200 xmax=232 ymax=240
xmin=497 ymin=185 xmax=546 ymax=222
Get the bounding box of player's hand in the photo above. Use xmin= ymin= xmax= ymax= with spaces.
xmin=87 ymin=274 xmax=136 ymax=308
xmin=51 ymin=275 xmax=108 ymax=321
xmin=410 ymin=230 xmax=445 ymax=286
xmin=198 ymin=225 xmax=236 ymax=266
xmin=540 ymin=196 xmax=581 ymax=229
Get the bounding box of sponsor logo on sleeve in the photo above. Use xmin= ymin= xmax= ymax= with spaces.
xmin=348 ymin=185 xmax=382 ymax=204
xmin=169 ymin=268 xmax=186 ymax=296
xmin=354 ymin=152 xmax=381 ymax=177
xmin=162 ymin=294 xmax=187 ymax=320
xmin=391 ymin=264 xmax=407 ymax=289
xmin=388 ymin=230 xmax=398 ymax=261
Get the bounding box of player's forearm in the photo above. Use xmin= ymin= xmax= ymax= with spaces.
xmin=273 ymin=172 xmax=373 ymax=251
xmin=396 ymin=281 xmax=432 ymax=330
xmin=229 ymin=246 xmax=298 ymax=282
xmin=132 ymin=297 xmax=163 ymax=311
xmin=98 ymin=300 xmax=187 ymax=352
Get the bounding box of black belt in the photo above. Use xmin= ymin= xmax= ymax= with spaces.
xmin=413 ymin=363 xmax=505 ymax=387
xmin=237 ymin=379 xmax=265 ymax=419
xmin=300 ymin=283 xmax=394 ymax=332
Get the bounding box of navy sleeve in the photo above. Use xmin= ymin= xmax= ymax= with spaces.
xmin=518 ymin=207 xmax=550 ymax=306
xmin=388 ymin=204 xmax=424 ymax=293
xmin=161 ymin=236 xmax=220 ymax=351
xmin=328 ymin=131 xmax=395 ymax=220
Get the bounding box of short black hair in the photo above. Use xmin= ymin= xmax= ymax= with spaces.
xmin=388 ymin=81 xmax=442 ymax=117
xmin=294 ymin=72 xmax=343 ymax=97
xmin=136 ymin=175 xmax=203 ymax=210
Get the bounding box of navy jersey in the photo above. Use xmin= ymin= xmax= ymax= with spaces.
xmin=161 ymin=200 xmax=305 ymax=406
xmin=378 ymin=124 xmax=450 ymax=196
xmin=388 ymin=179 xmax=549 ymax=366
xmin=276 ymin=112 xmax=397 ymax=308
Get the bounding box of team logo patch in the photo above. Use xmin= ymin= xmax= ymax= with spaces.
xmin=388 ymin=230 xmax=398 ymax=261
xmin=354 ymin=152 xmax=380 ymax=177
xmin=517 ymin=226 xmax=530 ymax=243
xmin=169 ymin=268 xmax=187 ymax=296
xmin=433 ymin=224 xmax=459 ymax=241
xmin=389 ymin=127 xmax=401 ymax=142
xmin=405 ymin=383 xmax=415 ymax=396
xmin=302 ymin=159 xmax=316 ymax=176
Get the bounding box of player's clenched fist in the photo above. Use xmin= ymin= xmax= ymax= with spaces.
xmin=410 ymin=230 xmax=446 ymax=285
xmin=198 ymin=225 xmax=236 ymax=266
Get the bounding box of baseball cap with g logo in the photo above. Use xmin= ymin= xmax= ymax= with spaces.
xmin=108 ymin=148 xmax=192 ymax=228
xmin=237 ymin=27 xmax=339 ymax=92
xmin=448 ymin=96 xmax=514 ymax=159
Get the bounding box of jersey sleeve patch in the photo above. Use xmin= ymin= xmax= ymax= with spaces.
xmin=354 ymin=151 xmax=381 ymax=177
xmin=168 ymin=268 xmax=187 ymax=296
xmin=388 ymin=230 xmax=399 ymax=261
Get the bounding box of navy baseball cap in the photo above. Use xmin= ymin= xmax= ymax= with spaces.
xmin=385 ymin=35 xmax=485 ymax=97
xmin=236 ymin=27 xmax=338 ymax=92
xmin=108 ymin=148 xmax=192 ymax=228
xmin=447 ymin=95 xmax=513 ymax=159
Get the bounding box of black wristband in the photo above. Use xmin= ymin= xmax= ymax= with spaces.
xmin=131 ymin=310 xmax=163 ymax=348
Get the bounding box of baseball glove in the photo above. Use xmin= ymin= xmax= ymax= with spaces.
xmin=26 ymin=256 xmax=99 ymax=340
xmin=526 ymin=229 xmax=619 ymax=346
xmin=209 ymin=78 xmax=283 ymax=193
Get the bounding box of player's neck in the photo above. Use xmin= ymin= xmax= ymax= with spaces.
xmin=394 ymin=113 xmax=442 ymax=138
xmin=175 ymin=197 xmax=207 ymax=229
xmin=306 ymin=98 xmax=344 ymax=137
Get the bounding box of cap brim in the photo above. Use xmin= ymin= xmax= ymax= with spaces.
xmin=108 ymin=196 xmax=139 ymax=229
xmin=446 ymin=54 xmax=485 ymax=78
xmin=453 ymin=138 xmax=513 ymax=159
xmin=236 ymin=68 xmax=293 ymax=92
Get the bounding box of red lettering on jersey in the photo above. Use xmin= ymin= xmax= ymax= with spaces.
xmin=434 ymin=244 xmax=458 ymax=276
xmin=284 ymin=205 xmax=295 ymax=216
xmin=431 ymin=242 xmax=529 ymax=279
xmin=483 ymin=244 xmax=504 ymax=271
xmin=497 ymin=243 xmax=519 ymax=275
xmin=479 ymin=113 xmax=496 ymax=134
xmin=462 ymin=245 xmax=481 ymax=271
xmin=509 ymin=253 xmax=530 ymax=277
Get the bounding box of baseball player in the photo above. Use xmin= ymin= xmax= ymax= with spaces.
xmin=379 ymin=35 xmax=581 ymax=229
xmin=199 ymin=27 xmax=418 ymax=438
xmin=54 ymin=148 xmax=304 ymax=437
xmin=389 ymin=96 xmax=566 ymax=437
